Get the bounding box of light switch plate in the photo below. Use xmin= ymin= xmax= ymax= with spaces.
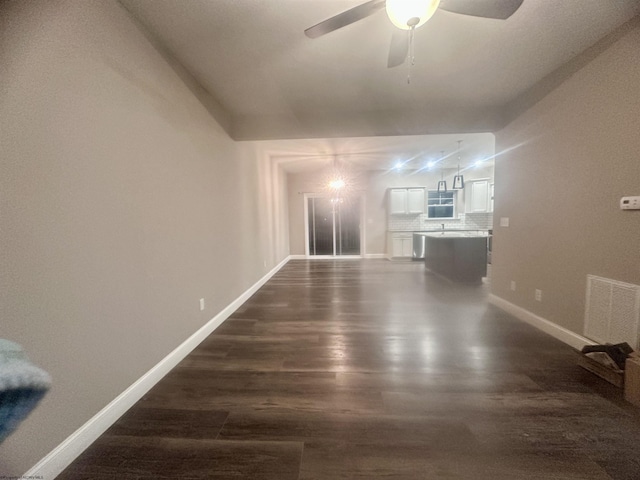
xmin=620 ymin=196 xmax=640 ymax=210
xmin=500 ymin=217 xmax=510 ymax=227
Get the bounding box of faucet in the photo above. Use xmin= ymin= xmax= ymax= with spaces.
xmin=441 ymin=223 xmax=445 ymax=231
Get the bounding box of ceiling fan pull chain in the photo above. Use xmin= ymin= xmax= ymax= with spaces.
xmin=407 ymin=26 xmax=416 ymax=84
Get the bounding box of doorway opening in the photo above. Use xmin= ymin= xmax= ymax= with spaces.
xmin=305 ymin=195 xmax=362 ymax=257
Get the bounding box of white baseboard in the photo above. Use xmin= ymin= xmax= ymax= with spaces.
xmin=24 ymin=256 xmax=291 ymax=479
xmin=364 ymin=253 xmax=386 ymax=259
xmin=288 ymin=254 xmax=307 ymax=260
xmin=488 ymin=294 xmax=591 ymax=351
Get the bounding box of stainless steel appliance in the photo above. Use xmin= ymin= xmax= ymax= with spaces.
xmin=412 ymin=233 xmax=426 ymax=260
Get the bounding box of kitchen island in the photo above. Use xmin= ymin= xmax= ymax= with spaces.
xmin=423 ymin=232 xmax=488 ymax=283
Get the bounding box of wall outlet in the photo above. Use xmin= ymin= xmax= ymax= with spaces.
xmin=535 ymin=289 xmax=542 ymax=302
xmin=199 ymin=298 xmax=205 ymax=311
xmin=500 ymin=217 xmax=510 ymax=227
xmin=510 ymin=280 xmax=517 ymax=291
xmin=620 ymin=196 xmax=640 ymax=210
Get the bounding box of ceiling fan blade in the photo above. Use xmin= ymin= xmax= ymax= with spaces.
xmin=387 ymin=30 xmax=408 ymax=68
xmin=304 ymin=0 xmax=386 ymax=39
xmin=438 ymin=0 xmax=524 ymax=20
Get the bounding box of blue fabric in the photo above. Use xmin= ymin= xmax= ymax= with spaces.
xmin=0 ymin=340 xmax=51 ymax=445
xmin=0 ymin=388 xmax=47 ymax=444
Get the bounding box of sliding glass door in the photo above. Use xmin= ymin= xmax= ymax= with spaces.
xmin=307 ymin=196 xmax=334 ymax=255
xmin=306 ymin=196 xmax=361 ymax=257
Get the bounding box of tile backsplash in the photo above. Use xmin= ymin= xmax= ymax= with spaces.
xmin=388 ymin=212 xmax=493 ymax=231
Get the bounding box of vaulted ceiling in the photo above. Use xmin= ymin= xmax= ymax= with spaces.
xmin=118 ymin=1 xmax=639 ymax=170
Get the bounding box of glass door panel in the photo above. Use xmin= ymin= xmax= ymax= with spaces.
xmin=308 ymin=197 xmax=334 ymax=255
xmin=336 ymin=197 xmax=360 ymax=256
xmin=307 ymin=196 xmax=361 ymax=257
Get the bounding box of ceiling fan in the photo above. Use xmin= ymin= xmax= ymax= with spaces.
xmin=305 ymin=0 xmax=524 ymax=68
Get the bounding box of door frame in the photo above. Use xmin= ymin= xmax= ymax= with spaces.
xmin=303 ymin=193 xmax=365 ymax=258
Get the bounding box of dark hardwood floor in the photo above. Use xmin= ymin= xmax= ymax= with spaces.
xmin=59 ymin=260 xmax=640 ymax=479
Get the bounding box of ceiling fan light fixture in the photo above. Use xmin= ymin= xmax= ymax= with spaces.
xmin=385 ymin=0 xmax=441 ymax=30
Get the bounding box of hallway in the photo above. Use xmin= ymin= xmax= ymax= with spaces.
xmin=60 ymin=260 xmax=640 ymax=479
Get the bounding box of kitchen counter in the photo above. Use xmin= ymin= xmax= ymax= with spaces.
xmin=421 ymin=231 xmax=490 ymax=238
xmin=388 ymin=229 xmax=490 ymax=260
xmin=424 ymin=233 xmax=488 ymax=283
xmin=388 ymin=229 xmax=489 ymax=233
xmin=411 ymin=231 xmax=489 ymax=260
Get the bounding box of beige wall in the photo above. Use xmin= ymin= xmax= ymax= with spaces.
xmin=287 ymin=164 xmax=495 ymax=255
xmin=0 ymin=1 xmax=288 ymax=475
xmin=491 ymin=19 xmax=640 ymax=335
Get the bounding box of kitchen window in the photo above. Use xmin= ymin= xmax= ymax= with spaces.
xmin=427 ymin=190 xmax=456 ymax=219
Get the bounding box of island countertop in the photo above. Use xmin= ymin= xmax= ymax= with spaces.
xmin=420 ymin=231 xmax=490 ymax=238
xmin=388 ymin=229 xmax=490 ymax=233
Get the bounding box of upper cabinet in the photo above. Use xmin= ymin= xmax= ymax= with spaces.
xmin=389 ymin=188 xmax=425 ymax=215
xmin=389 ymin=188 xmax=407 ymax=214
xmin=465 ymin=179 xmax=493 ymax=213
xmin=407 ymin=188 xmax=425 ymax=214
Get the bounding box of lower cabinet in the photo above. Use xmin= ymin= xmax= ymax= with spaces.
xmin=390 ymin=232 xmax=413 ymax=258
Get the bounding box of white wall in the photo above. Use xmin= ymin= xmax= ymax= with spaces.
xmin=0 ymin=1 xmax=288 ymax=475
xmin=491 ymin=18 xmax=640 ymax=335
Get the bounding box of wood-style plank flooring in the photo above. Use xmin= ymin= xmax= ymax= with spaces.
xmin=59 ymin=260 xmax=640 ymax=479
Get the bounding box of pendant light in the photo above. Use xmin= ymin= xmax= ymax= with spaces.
xmin=452 ymin=140 xmax=464 ymax=190
xmin=437 ymin=150 xmax=447 ymax=193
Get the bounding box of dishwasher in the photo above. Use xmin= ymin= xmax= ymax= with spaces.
xmin=412 ymin=233 xmax=426 ymax=260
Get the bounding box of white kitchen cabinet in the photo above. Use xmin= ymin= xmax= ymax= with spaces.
xmin=390 ymin=233 xmax=413 ymax=258
xmin=407 ymin=188 xmax=425 ymax=214
xmin=389 ymin=189 xmax=407 ymax=215
xmin=389 ymin=188 xmax=424 ymax=215
xmin=489 ymin=183 xmax=494 ymax=212
xmin=465 ymin=179 xmax=492 ymax=213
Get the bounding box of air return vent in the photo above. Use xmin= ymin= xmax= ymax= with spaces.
xmin=584 ymin=275 xmax=640 ymax=350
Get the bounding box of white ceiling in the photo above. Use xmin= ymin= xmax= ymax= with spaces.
xmin=118 ymin=0 xmax=639 ymax=171
xmin=257 ymin=132 xmax=495 ymax=171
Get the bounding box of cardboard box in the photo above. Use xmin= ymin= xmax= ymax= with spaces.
xmin=577 ymin=352 xmax=624 ymax=387
xmin=625 ymin=356 xmax=640 ymax=407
